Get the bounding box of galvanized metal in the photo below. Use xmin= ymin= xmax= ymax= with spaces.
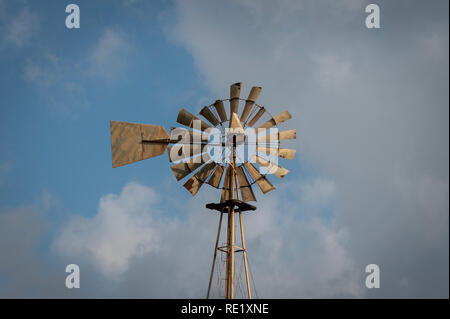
xmin=233 ymin=161 xmax=251 ymax=299
xmin=220 ymin=166 xmax=231 ymax=203
xmin=177 ymin=108 xmax=212 ymax=131
xmin=110 ymin=121 xmax=169 ymax=168
xmin=229 ymin=82 xmax=241 ymax=116
xmin=170 ymin=127 xmax=207 ymax=143
xmin=206 ymin=211 xmax=223 ymax=299
xmin=257 ymin=110 xmax=292 ymax=129
xmin=167 ymin=144 xmax=206 ymax=162
xmin=257 ymin=129 xmax=296 ymax=142
xmin=236 ymin=166 xmax=256 ymax=202
xmin=239 ymin=210 xmax=251 ymax=299
xmin=183 ymin=161 xmax=217 ymax=196
xmin=244 ymin=162 xmax=276 ymax=194
xmin=225 ymin=138 xmax=237 ymax=299
xmin=213 ymin=100 xmax=228 ymax=123
xmin=200 ymin=106 xmax=220 ymax=127
xmin=240 ymin=86 xmax=262 ymax=122
xmin=207 ymin=165 xmax=224 ymax=188
xmin=170 ymin=154 xmax=210 ymax=181
xmin=253 ymin=155 xmax=290 ymax=179
xmin=229 ymin=112 xmax=244 ymax=130
xmin=247 ymin=107 xmax=266 ymax=127
xmin=256 ymin=146 xmax=297 ymax=160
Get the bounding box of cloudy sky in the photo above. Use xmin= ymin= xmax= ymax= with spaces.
xmin=0 ymin=0 xmax=448 ymax=298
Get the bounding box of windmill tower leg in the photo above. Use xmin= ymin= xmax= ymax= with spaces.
xmin=206 ymin=211 xmax=223 ymax=299
xmin=238 ymin=210 xmax=252 ymax=299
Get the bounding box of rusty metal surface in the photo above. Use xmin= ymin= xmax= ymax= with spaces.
xmin=110 ymin=121 xmax=169 ymax=168
xmin=177 ymin=108 xmax=212 ymax=131
xmin=257 ymin=129 xmax=296 ymax=143
xmin=253 ymin=155 xmax=289 ymax=179
xmin=207 ymin=165 xmax=224 ymax=188
xmin=278 ymin=129 xmax=296 ymax=140
xmin=236 ymin=166 xmax=256 ymax=202
xmin=183 ymin=161 xmax=217 ymax=196
xmin=278 ymin=148 xmax=296 ymax=160
xmin=170 ymin=154 xmax=210 ymax=181
xmin=200 ymin=106 xmax=220 ymax=127
xmin=257 ymin=110 xmax=292 ymax=129
xmin=229 ymin=82 xmax=241 ymax=115
xmin=240 ymin=86 xmax=262 ymax=122
xmin=167 ymin=144 xmax=206 ymax=162
xmin=247 ymin=86 xmax=262 ymax=102
xmin=220 ymin=166 xmax=232 ymax=202
xmin=247 ymin=107 xmax=265 ymax=127
xmin=167 ymin=145 xmax=181 ymax=162
xmin=256 ymin=147 xmax=296 ymax=160
xmin=213 ymin=100 xmax=227 ymax=123
xmin=229 ymin=112 xmax=244 ymax=130
xmin=244 ymin=162 xmax=275 ymax=194
xmin=176 ymin=108 xmax=194 ymax=127
xmin=170 ymin=127 xmax=208 ymax=143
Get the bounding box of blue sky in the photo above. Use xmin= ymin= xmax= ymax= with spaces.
xmin=0 ymin=0 xmax=448 ymax=298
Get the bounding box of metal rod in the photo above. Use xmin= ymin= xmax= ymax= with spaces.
xmin=225 ymin=135 xmax=237 ymax=299
xmin=207 ymin=211 xmax=223 ymax=299
xmin=230 ymin=137 xmax=236 ymax=299
xmin=239 ymin=210 xmax=252 ymax=299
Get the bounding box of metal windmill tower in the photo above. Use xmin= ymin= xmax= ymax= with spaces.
xmin=110 ymin=83 xmax=296 ymax=299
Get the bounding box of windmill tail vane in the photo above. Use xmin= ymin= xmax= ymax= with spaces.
xmin=110 ymin=82 xmax=296 ymax=299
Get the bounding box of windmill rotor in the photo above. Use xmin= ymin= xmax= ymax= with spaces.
xmin=109 ymin=82 xmax=296 ymax=299
xmin=165 ymin=86 xmax=295 ymax=201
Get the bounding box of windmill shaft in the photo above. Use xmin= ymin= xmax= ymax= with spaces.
xmin=225 ymin=139 xmax=236 ymax=299
xmin=226 ymin=202 xmax=235 ymax=298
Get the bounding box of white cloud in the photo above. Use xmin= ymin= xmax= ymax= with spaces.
xmin=22 ymin=52 xmax=88 ymax=114
xmin=299 ymin=178 xmax=336 ymax=210
xmin=54 ymin=182 xmax=160 ymax=276
xmin=88 ymin=28 xmax=132 ymax=81
xmin=4 ymin=6 xmax=39 ymax=48
xmin=313 ymin=55 xmax=353 ymax=90
xmin=23 ymin=53 xmax=60 ymax=87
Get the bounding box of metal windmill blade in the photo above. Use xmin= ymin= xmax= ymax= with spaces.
xmin=177 ymin=108 xmax=212 ymax=132
xmin=241 ymin=86 xmax=262 ymax=122
xmin=229 ymin=82 xmax=241 ymax=116
xmin=109 ymin=82 xmax=296 ymax=300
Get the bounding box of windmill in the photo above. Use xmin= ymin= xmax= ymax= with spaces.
xmin=110 ymin=82 xmax=296 ymax=299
